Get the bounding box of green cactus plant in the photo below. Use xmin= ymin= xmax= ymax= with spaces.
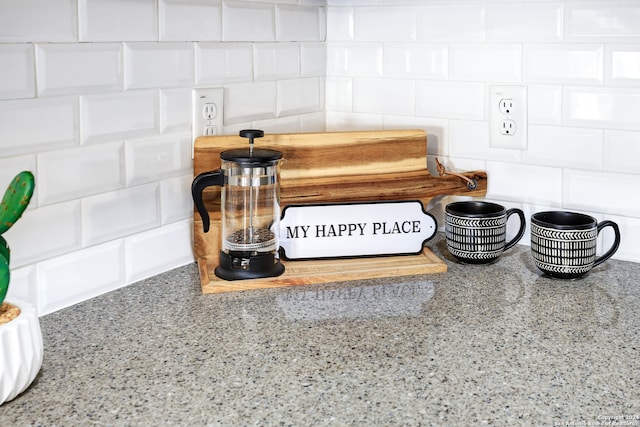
xmin=0 ymin=171 xmax=35 ymax=305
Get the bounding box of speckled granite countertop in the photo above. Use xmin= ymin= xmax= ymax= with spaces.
xmin=2 ymin=234 xmax=640 ymax=426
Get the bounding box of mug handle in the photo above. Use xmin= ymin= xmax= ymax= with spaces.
xmin=504 ymin=208 xmax=526 ymax=251
xmin=593 ymin=220 xmax=621 ymax=268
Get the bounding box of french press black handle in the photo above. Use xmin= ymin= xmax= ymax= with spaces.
xmin=191 ymin=170 xmax=224 ymax=233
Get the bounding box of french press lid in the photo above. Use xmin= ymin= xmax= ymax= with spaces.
xmin=221 ymin=149 xmax=282 ymax=165
xmin=221 ymin=129 xmax=282 ymax=166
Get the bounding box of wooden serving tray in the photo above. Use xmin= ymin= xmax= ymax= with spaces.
xmin=193 ymin=129 xmax=487 ymax=294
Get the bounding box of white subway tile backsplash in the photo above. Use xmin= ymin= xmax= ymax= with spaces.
xmin=449 ymin=44 xmax=521 ymax=82
xmin=353 ymin=78 xmax=414 ymax=116
xmin=415 ymin=81 xmax=484 ymax=120
xmin=449 ymin=120 xmax=521 ymax=163
xmin=486 ymin=161 xmax=563 ymax=206
xmin=160 ymin=175 xmax=193 ymax=224
xmin=0 ymin=0 xmax=77 ymax=42
xmin=277 ymin=5 xmax=325 ymax=42
xmin=277 ymin=78 xmax=322 ymax=116
xmin=79 ymin=0 xmax=158 ymax=42
xmin=258 ymin=0 xmax=296 ymax=4
xmin=606 ymin=45 xmax=640 ymax=86
xmin=325 ymin=77 xmax=353 ymax=112
xmin=383 ymin=116 xmax=448 ymax=157
xmin=565 ymin=1 xmax=640 ymax=42
xmin=524 ymin=125 xmax=603 ymax=170
xmin=0 ymin=44 xmax=35 ymax=99
xmin=327 ymin=0 xmax=382 ymax=4
xmin=299 ymin=112 xmax=326 ymax=133
xmin=564 ymin=170 xmax=640 ymax=217
xmin=4 ymin=201 xmax=82 ymax=268
xmin=3 ymin=0 xmax=640 ymax=315
xmin=195 ymin=42 xmax=253 ymax=85
xmin=0 ymin=156 xmax=38 ymax=207
xmin=253 ymin=43 xmax=300 ymax=81
xmin=524 ymin=44 xmax=604 ymax=85
xmin=160 ymin=88 xmax=192 ymax=134
xmin=325 ymin=111 xmax=383 ymax=131
xmin=222 ymin=122 xmax=251 ymax=136
xmin=253 ymin=116 xmax=301 ymax=134
xmin=326 ymin=42 xmax=382 ymax=77
xmin=605 ymin=214 xmax=640 ymax=262
xmin=563 ymin=86 xmax=640 ymax=131
xmin=125 ymin=220 xmax=194 ymax=283
xmin=124 ymin=43 xmax=193 ymax=89
xmin=5 ymin=266 xmax=37 ymax=311
xmin=0 ymin=96 xmax=78 ymax=156
xmin=528 ymin=85 xmax=562 ymax=125
xmin=225 ymin=81 xmax=277 ymax=124
xmin=83 ymin=183 xmax=161 ymax=246
xmin=355 ymin=6 xmax=416 ymax=42
xmin=604 ymin=130 xmax=640 ymax=174
xmin=37 ymin=241 xmax=125 ymax=316
xmin=223 ymin=1 xmax=275 ymax=42
xmin=159 ymin=0 xmax=222 ymax=42
xmin=38 ymin=142 xmax=125 ymax=205
xmin=486 ymin=2 xmax=563 ymax=42
xmin=383 ymin=43 xmax=447 ymax=80
xmin=416 ymin=4 xmax=485 ymax=42
xmin=125 ymin=134 xmax=192 ymax=186
xmin=326 ymin=7 xmax=354 ymax=41
xmin=81 ymin=90 xmax=159 ymax=144
xmin=36 ymin=43 xmax=123 ymax=96
xmin=301 ymin=43 xmax=327 ymax=77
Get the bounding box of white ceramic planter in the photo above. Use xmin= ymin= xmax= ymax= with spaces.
xmin=0 ymin=299 xmax=43 ymax=406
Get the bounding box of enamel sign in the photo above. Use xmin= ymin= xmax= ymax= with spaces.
xmin=279 ymin=201 xmax=437 ymax=260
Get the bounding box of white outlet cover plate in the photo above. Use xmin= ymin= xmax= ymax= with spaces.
xmin=489 ymin=85 xmax=528 ymax=150
xmin=192 ymin=87 xmax=224 ymax=156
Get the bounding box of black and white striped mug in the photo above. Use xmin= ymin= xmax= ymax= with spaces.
xmin=445 ymin=201 xmax=526 ymax=264
xmin=530 ymin=211 xmax=621 ymax=279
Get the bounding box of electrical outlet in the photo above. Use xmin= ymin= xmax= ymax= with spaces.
xmin=203 ymin=103 xmax=217 ymax=120
xmin=489 ymin=85 xmax=527 ymax=150
xmin=500 ymin=119 xmax=516 ymax=135
xmin=192 ymin=87 xmax=224 ymax=156
xmin=498 ymin=99 xmax=513 ymax=115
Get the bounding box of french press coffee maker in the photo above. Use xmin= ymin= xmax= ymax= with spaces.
xmin=192 ymin=130 xmax=285 ymax=281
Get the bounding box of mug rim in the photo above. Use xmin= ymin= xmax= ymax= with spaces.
xmin=446 ymin=201 xmax=505 ymax=218
xmin=531 ymin=210 xmax=596 ymax=230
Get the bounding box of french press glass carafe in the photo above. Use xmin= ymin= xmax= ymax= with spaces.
xmin=192 ymin=130 xmax=285 ymax=280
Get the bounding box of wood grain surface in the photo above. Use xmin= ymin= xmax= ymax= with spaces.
xmin=192 ymin=129 xmax=487 ymax=293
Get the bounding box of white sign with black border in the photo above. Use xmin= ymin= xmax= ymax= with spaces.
xmin=279 ymin=200 xmax=437 ymax=260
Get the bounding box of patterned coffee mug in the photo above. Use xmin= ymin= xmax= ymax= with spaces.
xmin=530 ymin=211 xmax=621 ymax=279
xmin=445 ymin=201 xmax=526 ymax=264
